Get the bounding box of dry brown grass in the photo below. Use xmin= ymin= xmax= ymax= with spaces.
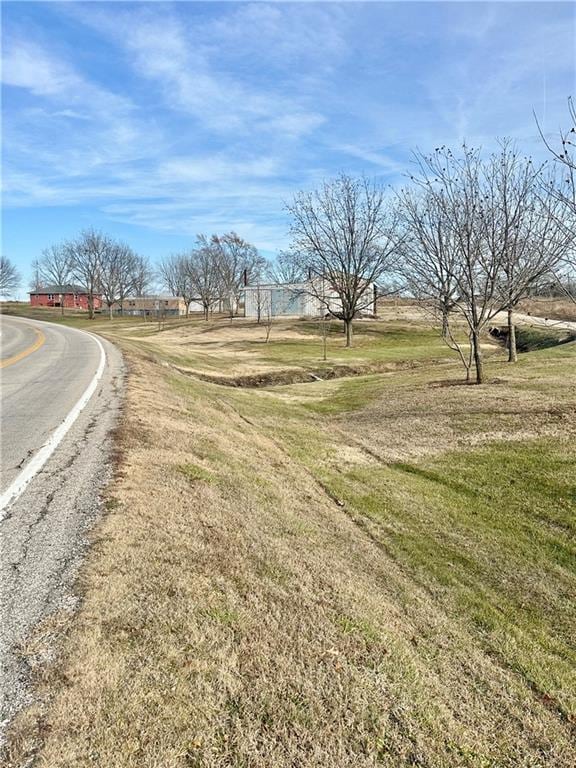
xmin=123 ymin=316 xmax=449 ymax=379
xmin=5 ymin=318 xmax=576 ymax=767
xmin=518 ymin=296 xmax=576 ymax=323
xmin=375 ymin=299 xmax=431 ymax=324
xmin=337 ymin=363 xmax=576 ymax=462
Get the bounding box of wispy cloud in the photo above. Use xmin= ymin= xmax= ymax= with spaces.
xmin=2 ymin=0 xmax=575 ymax=268
xmin=2 ymin=36 xmax=132 ymax=114
xmin=2 ymin=39 xmax=79 ymax=97
xmin=64 ymin=3 xmax=331 ymax=138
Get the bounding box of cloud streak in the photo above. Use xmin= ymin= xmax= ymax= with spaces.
xmin=2 ymin=0 xmax=575 ymax=267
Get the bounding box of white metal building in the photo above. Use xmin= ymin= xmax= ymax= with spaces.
xmin=244 ymin=282 xmax=311 ymax=318
xmin=188 ymin=299 xmax=239 ymax=315
xmin=188 ymin=298 xmax=230 ymax=314
xmin=243 ymin=279 xmax=376 ymax=319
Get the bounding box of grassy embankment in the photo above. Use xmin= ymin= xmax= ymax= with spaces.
xmin=3 ymin=302 xmax=576 ymax=767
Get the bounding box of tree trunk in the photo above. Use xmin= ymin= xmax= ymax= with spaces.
xmin=471 ymin=329 xmax=484 ymax=384
xmin=441 ymin=306 xmax=449 ymax=341
xmin=109 ymin=304 xmax=113 ymax=320
xmin=88 ymin=293 xmax=94 ymax=320
xmin=344 ymin=318 xmax=353 ymax=347
xmin=507 ymin=308 xmax=517 ymax=363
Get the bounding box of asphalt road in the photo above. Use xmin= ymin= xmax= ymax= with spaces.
xmin=0 ymin=315 xmax=124 ymax=739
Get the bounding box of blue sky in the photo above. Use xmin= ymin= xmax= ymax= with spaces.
xmin=2 ymin=1 xmax=575 ymax=291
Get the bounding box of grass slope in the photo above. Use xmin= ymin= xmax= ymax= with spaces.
xmin=4 ymin=307 xmax=576 ymax=767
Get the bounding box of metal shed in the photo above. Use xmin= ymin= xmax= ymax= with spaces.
xmin=243 ymin=280 xmax=352 ymax=319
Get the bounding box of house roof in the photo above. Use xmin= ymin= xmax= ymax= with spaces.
xmin=29 ymin=284 xmax=92 ymax=295
xmin=243 ymin=277 xmax=375 ymax=292
xmin=127 ymin=295 xmax=184 ymax=301
xmin=243 ymin=281 xmax=310 ymax=291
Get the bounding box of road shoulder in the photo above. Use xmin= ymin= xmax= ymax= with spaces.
xmin=0 ymin=337 xmax=124 ymax=749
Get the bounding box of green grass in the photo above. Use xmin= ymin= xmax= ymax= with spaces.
xmin=335 ymin=613 xmax=381 ymax=644
xmin=2 ymin=302 xmax=492 ymax=380
xmin=176 ymin=462 xmax=214 ymax=484
xmin=258 ymin=324 xmax=454 ymax=367
xmin=515 ymin=326 xmax=576 ymax=352
xmin=300 ymin=374 xmax=393 ymax=415
xmin=0 ymin=301 xmax=211 ymax=335
xmin=302 ymin=438 xmax=576 ymax=718
xmin=211 ymin=333 xmax=576 ymax=723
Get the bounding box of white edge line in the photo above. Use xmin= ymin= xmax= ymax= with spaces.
xmin=0 ymin=322 xmax=107 ymax=518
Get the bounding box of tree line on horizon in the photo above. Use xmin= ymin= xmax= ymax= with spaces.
xmin=2 ymin=103 xmax=576 ymax=384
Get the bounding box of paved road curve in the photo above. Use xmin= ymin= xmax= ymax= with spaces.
xmin=0 ymin=315 xmax=124 ymax=739
xmin=1 ymin=316 xmax=106 ymax=496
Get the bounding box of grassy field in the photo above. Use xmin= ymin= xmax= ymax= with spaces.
xmin=4 ymin=303 xmax=576 ymax=767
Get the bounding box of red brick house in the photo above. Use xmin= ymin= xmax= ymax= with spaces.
xmin=29 ymin=284 xmax=103 ymax=311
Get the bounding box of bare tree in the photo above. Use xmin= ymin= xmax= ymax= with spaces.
xmin=397 ymin=187 xmax=459 ymax=337
xmin=159 ymin=253 xmax=195 ymax=316
xmin=211 ymin=232 xmax=264 ymax=320
xmin=0 ymin=256 xmax=21 ymax=297
xmin=554 ymin=252 xmax=576 ymax=304
xmin=262 ymin=291 xmax=273 ymax=341
xmin=401 ymin=145 xmax=574 ymax=377
xmin=99 ymin=249 xmax=121 ymax=320
xmin=118 ymin=249 xmax=146 ymax=313
xmin=188 ymin=237 xmax=222 ymax=320
xmin=252 ymin=257 xmax=272 ymax=324
xmin=266 ymin=250 xmax=306 ymax=284
xmin=100 ymin=242 xmax=140 ymax=319
xmin=131 ymin=255 xmax=154 ymax=297
xmin=537 ymin=98 xmax=576 ymax=303
xmin=397 ymin=186 xmax=477 ymax=377
xmin=409 ymin=146 xmax=511 ymax=384
xmin=536 ymin=96 xmax=576 ymax=212
xmin=252 ymin=283 xmax=267 ymax=324
xmin=489 ymin=152 xmax=574 ymax=361
xmin=287 ymin=174 xmax=400 ymax=347
xmin=39 ymin=244 xmax=73 ymax=314
xmin=65 ymin=230 xmax=110 ymax=319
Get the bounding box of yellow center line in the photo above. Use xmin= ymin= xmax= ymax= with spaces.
xmin=0 ymin=327 xmax=46 ymax=368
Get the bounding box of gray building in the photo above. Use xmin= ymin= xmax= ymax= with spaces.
xmin=243 ymin=279 xmax=376 ymax=319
